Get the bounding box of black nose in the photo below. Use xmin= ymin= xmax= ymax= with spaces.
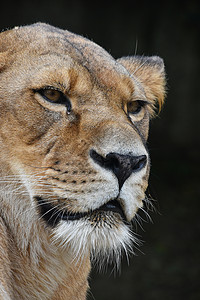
xmin=90 ymin=150 xmax=147 ymax=190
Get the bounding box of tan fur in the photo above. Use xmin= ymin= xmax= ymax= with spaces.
xmin=0 ymin=23 xmax=165 ymax=299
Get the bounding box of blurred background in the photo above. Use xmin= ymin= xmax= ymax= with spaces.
xmin=1 ymin=1 xmax=199 ymax=299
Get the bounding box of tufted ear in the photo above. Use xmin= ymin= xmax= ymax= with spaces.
xmin=117 ymin=56 xmax=166 ymax=114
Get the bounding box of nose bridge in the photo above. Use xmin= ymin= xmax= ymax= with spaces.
xmin=81 ymin=86 xmax=123 ymax=127
xmin=81 ymin=103 xmax=116 ymax=127
xmin=90 ymin=118 xmax=147 ymax=158
xmin=80 ymin=99 xmax=147 ymax=158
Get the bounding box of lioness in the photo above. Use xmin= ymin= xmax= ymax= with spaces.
xmin=0 ymin=23 xmax=165 ymax=299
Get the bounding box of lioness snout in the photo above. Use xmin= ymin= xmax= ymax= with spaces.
xmin=90 ymin=150 xmax=147 ymax=189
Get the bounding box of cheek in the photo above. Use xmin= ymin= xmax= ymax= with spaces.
xmin=13 ymin=101 xmax=62 ymax=144
xmin=135 ymin=114 xmax=149 ymax=141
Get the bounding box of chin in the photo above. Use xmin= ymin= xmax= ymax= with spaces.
xmin=52 ymin=210 xmax=137 ymax=269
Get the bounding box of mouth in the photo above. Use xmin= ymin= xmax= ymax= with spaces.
xmin=35 ymin=196 xmax=126 ymax=227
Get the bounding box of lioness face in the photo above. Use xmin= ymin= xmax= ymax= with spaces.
xmin=0 ymin=23 xmax=165 ymax=262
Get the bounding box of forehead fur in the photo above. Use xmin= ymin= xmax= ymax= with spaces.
xmin=0 ymin=23 xmax=129 ymax=87
xmin=0 ymin=23 xmax=165 ymax=114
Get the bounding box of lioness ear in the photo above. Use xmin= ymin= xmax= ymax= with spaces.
xmin=118 ymin=56 xmax=166 ymax=114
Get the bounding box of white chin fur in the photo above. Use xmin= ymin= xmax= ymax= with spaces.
xmin=52 ymin=217 xmax=137 ymax=269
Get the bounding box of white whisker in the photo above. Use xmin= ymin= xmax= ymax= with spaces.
xmin=134 ymin=39 xmax=138 ymax=56
xmin=139 ymin=207 xmax=153 ymax=223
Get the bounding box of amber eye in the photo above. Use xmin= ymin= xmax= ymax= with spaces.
xmin=42 ymin=89 xmax=62 ymax=102
xmin=37 ymin=88 xmax=72 ymax=112
xmin=127 ymin=100 xmax=143 ymax=115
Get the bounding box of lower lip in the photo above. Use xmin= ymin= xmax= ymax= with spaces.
xmin=36 ymin=197 xmax=126 ymax=225
xmin=63 ymin=200 xmax=126 ymax=222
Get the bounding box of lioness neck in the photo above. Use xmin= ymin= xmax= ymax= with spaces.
xmin=0 ymin=214 xmax=90 ymax=300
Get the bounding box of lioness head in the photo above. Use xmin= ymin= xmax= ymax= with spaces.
xmin=0 ymin=23 xmax=165 ymax=264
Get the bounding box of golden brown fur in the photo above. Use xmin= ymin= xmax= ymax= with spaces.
xmin=0 ymin=23 xmax=165 ymax=299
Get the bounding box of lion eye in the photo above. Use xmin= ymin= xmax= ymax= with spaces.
xmin=127 ymin=101 xmax=143 ymax=115
xmin=42 ymin=89 xmax=62 ymax=102
xmin=37 ymin=88 xmax=72 ymax=112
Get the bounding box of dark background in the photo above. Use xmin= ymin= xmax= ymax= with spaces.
xmin=1 ymin=1 xmax=199 ymax=299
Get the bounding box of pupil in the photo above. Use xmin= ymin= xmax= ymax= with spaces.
xmin=128 ymin=101 xmax=140 ymax=113
xmin=47 ymin=90 xmax=59 ymax=100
